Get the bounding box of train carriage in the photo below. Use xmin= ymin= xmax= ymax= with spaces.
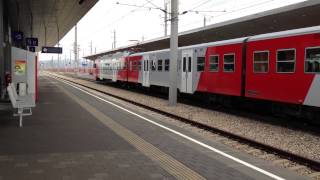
xmin=245 ymin=26 xmax=320 ymax=107
xmin=92 ymin=25 xmax=320 ymax=118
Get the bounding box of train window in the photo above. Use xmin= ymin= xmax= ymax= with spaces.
xmin=138 ymin=61 xmax=141 ymax=71
xmin=183 ymin=57 xmax=186 ymax=72
xmin=305 ymin=47 xmax=320 ymax=73
xmin=209 ymin=55 xmax=219 ymax=72
xmin=188 ymin=57 xmax=192 ymax=72
xmin=151 ymin=60 xmax=156 ymax=71
xmin=129 ymin=61 xmax=133 ymax=71
xmin=277 ymin=49 xmax=295 ymax=73
xmin=197 ymin=57 xmax=205 ymax=72
xmin=165 ymin=59 xmax=169 ymax=71
xmin=223 ymin=54 xmax=235 ymax=72
xmin=253 ymin=51 xmax=269 ymax=73
xmin=158 ymin=59 xmax=163 ymax=71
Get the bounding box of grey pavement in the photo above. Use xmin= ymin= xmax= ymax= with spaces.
xmin=0 ymin=75 xmax=309 ymax=180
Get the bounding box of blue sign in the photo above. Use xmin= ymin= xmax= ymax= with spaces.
xmin=29 ymin=46 xmax=36 ymax=52
xmin=26 ymin=38 xmax=38 ymax=46
xmin=12 ymin=31 xmax=23 ymax=42
xmin=41 ymin=46 xmax=63 ymax=54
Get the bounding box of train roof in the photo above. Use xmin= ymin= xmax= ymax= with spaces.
xmin=179 ymin=37 xmax=247 ymax=50
xmin=131 ymin=26 xmax=320 ymax=57
xmin=129 ymin=37 xmax=248 ymax=56
xmin=248 ymin=25 xmax=320 ymax=42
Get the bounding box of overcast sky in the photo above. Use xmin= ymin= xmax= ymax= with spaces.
xmin=39 ymin=0 xmax=307 ymax=62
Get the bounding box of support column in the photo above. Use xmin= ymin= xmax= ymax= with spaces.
xmin=0 ymin=0 xmax=4 ymax=97
xmin=168 ymin=0 xmax=178 ymax=106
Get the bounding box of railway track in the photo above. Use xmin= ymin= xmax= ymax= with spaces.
xmin=47 ymin=72 xmax=320 ymax=178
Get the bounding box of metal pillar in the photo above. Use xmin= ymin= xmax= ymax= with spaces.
xmin=164 ymin=0 xmax=168 ymax=36
xmin=113 ymin=30 xmax=116 ymax=49
xmin=0 ymin=0 xmax=4 ymax=98
xmin=74 ymin=24 xmax=78 ymax=71
xmin=168 ymin=0 xmax=178 ymax=106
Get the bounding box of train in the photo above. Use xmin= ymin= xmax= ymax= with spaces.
xmin=88 ymin=26 xmax=320 ymax=121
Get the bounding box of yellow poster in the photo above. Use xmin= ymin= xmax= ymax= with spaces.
xmin=14 ymin=60 xmax=26 ymax=76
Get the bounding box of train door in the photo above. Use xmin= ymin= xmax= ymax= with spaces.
xmin=142 ymin=55 xmax=150 ymax=87
xmin=181 ymin=50 xmax=193 ymax=93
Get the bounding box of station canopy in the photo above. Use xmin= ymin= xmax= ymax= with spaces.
xmin=85 ymin=0 xmax=320 ymax=60
xmin=6 ymin=0 xmax=98 ymax=50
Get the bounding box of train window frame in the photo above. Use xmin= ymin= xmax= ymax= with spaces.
xmin=223 ymin=53 xmax=235 ymax=73
xmin=157 ymin=59 xmax=163 ymax=71
xmin=253 ymin=50 xmax=269 ymax=73
xmin=276 ymin=48 xmax=296 ymax=73
xmin=165 ymin=59 xmax=169 ymax=71
xmin=209 ymin=55 xmax=219 ymax=72
xmin=305 ymin=46 xmax=320 ymax=74
xmin=197 ymin=56 xmax=205 ymax=72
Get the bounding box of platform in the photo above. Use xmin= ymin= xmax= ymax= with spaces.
xmin=0 ymin=74 xmax=309 ymax=180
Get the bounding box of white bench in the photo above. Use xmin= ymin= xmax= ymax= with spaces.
xmin=7 ymin=83 xmax=35 ymax=127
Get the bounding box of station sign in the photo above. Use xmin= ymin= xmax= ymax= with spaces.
xmin=41 ymin=46 xmax=63 ymax=54
xmin=12 ymin=31 xmax=23 ymax=42
xmin=29 ymin=46 xmax=36 ymax=52
xmin=26 ymin=38 xmax=38 ymax=46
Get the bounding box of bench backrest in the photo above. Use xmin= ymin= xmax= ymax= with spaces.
xmin=7 ymin=85 xmax=17 ymax=108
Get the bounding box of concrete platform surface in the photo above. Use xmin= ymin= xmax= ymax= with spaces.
xmin=0 ymin=74 xmax=309 ymax=180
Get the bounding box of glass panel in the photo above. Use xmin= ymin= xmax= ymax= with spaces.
xmin=138 ymin=61 xmax=141 ymax=71
xmin=224 ymin=54 xmax=235 ymax=72
xmin=277 ymin=62 xmax=295 ymax=72
xmin=197 ymin=57 xmax=205 ymax=72
xmin=224 ymin=54 xmax=234 ymax=63
xmin=147 ymin=60 xmax=149 ymax=71
xmin=210 ymin=56 xmax=219 ymax=64
xmin=305 ymin=48 xmax=320 ymax=73
xmin=277 ymin=50 xmax=295 ymax=72
xmin=157 ymin=60 xmax=163 ymax=71
xmin=151 ymin=60 xmax=156 ymax=71
xmin=188 ymin=57 xmax=192 ymax=72
xmin=254 ymin=52 xmax=268 ymax=62
xmin=183 ymin=57 xmax=186 ymax=72
xmin=210 ymin=64 xmax=219 ymax=71
xmin=209 ymin=55 xmax=219 ymax=72
xmin=277 ymin=50 xmax=295 ymax=61
xmin=224 ymin=64 xmax=234 ymax=72
xmin=254 ymin=63 xmax=269 ymax=72
xmin=165 ymin=59 xmax=169 ymax=71
xmin=254 ymin=52 xmax=269 ymax=73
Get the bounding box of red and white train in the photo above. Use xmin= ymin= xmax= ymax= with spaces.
xmin=92 ymin=26 xmax=320 ymax=120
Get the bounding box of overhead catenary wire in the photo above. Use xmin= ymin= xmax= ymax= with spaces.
xmin=179 ymin=0 xmax=277 ymax=29
xmin=77 ymin=0 xmax=157 ymax=44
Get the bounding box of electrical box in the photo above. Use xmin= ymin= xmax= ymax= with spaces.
xmin=11 ymin=47 xmax=37 ymax=99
